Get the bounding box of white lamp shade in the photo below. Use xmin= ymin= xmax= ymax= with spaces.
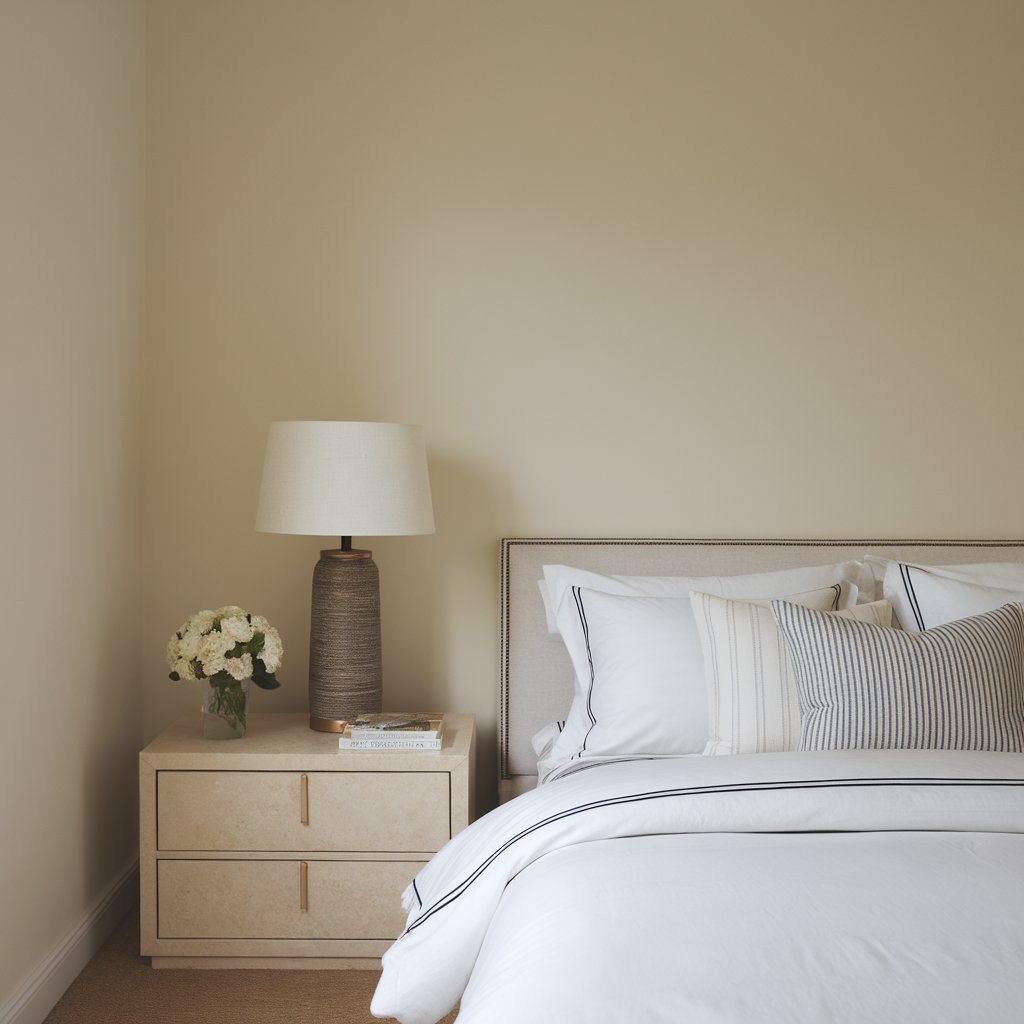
xmin=255 ymin=421 xmax=435 ymax=537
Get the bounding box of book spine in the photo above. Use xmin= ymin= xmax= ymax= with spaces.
xmin=346 ymin=730 xmax=441 ymax=741
xmin=338 ymin=737 xmax=442 ymax=750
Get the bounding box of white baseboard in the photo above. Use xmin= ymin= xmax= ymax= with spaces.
xmin=0 ymin=858 xmax=139 ymax=1024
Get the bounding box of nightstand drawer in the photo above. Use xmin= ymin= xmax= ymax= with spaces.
xmin=157 ymin=771 xmax=451 ymax=852
xmin=157 ymin=859 xmax=420 ymax=939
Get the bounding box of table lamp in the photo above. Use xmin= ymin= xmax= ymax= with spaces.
xmin=255 ymin=421 xmax=435 ymax=732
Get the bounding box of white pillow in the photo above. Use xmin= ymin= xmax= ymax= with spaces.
xmin=543 ymin=560 xmax=873 ymax=619
xmin=530 ymin=720 xmax=566 ymax=784
xmin=864 ymin=555 xmax=1024 ymax=588
xmin=549 ymin=581 xmax=860 ymax=762
xmin=692 ymin=592 xmax=892 ymax=755
xmin=544 ymin=559 xmax=870 ymax=766
xmin=876 ymin=559 xmax=1024 ymax=632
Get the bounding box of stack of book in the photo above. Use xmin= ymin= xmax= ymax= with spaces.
xmin=337 ymin=713 xmax=445 ymax=751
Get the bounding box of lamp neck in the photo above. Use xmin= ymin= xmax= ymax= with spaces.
xmin=321 ymin=536 xmax=372 ymax=561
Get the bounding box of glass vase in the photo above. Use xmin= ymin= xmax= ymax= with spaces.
xmin=202 ymin=678 xmax=250 ymax=739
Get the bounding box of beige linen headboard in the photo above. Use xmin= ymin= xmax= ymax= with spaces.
xmin=498 ymin=537 xmax=1024 ymax=803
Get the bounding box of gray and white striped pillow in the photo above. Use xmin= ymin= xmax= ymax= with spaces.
xmin=772 ymin=600 xmax=1024 ymax=752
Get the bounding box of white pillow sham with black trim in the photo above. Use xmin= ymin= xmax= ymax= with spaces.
xmin=549 ymin=581 xmax=858 ymax=763
xmin=530 ymin=720 xmax=566 ymax=783
xmin=543 ymin=560 xmax=869 ymax=767
xmin=866 ymin=557 xmax=1024 ymax=632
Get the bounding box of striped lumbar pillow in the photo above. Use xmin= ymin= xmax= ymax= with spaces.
xmin=691 ymin=589 xmax=889 ymax=756
xmin=772 ymin=600 xmax=1024 ymax=752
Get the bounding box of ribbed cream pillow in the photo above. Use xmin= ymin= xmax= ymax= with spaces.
xmin=691 ymin=592 xmax=892 ymax=755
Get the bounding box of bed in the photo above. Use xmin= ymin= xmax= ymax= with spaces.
xmin=373 ymin=538 xmax=1024 ymax=1023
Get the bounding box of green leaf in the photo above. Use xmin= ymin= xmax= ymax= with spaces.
xmin=252 ymin=666 xmax=280 ymax=690
xmin=168 ymin=671 xmax=180 ymax=681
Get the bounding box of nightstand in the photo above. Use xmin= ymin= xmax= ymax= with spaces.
xmin=139 ymin=712 xmax=475 ymax=968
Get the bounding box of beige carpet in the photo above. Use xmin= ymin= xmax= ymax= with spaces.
xmin=44 ymin=905 xmax=457 ymax=1024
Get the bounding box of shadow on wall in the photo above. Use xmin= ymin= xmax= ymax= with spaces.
xmin=81 ymin=612 xmax=143 ymax=905
xmin=376 ymin=446 xmax=511 ymax=813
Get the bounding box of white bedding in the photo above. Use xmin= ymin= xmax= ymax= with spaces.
xmin=372 ymin=750 xmax=1024 ymax=1024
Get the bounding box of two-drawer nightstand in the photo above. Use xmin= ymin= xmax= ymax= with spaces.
xmin=139 ymin=712 xmax=475 ymax=968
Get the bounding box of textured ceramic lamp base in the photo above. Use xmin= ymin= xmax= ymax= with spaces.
xmin=308 ymin=549 xmax=382 ymax=732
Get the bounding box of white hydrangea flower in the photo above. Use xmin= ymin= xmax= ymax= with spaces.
xmin=220 ymin=614 xmax=254 ymax=644
xmin=224 ymin=652 xmax=253 ymax=681
xmin=190 ymin=609 xmax=217 ymax=634
xmin=199 ymin=631 xmax=232 ymax=676
xmin=201 ymin=656 xmax=224 ymax=677
xmin=260 ymin=628 xmax=284 ymax=672
xmin=216 ymin=605 xmax=246 ymax=620
xmin=175 ymin=657 xmax=197 ymax=681
xmin=178 ymin=628 xmax=203 ymax=660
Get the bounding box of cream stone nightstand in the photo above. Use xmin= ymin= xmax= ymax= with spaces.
xmin=139 ymin=712 xmax=475 ymax=968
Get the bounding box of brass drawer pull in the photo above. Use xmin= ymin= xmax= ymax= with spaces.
xmin=300 ymin=861 xmax=308 ymax=911
xmin=300 ymin=773 xmax=309 ymax=825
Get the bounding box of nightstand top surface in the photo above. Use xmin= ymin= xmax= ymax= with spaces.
xmin=141 ymin=712 xmax=475 ymax=770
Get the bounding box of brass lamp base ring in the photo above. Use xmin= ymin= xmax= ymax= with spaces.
xmin=309 ymin=715 xmax=350 ymax=734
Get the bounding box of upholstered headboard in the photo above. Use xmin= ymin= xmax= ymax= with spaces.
xmin=498 ymin=537 xmax=1024 ymax=802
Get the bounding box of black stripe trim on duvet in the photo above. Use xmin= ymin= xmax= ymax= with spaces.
xmin=404 ymin=774 xmax=1024 ymax=934
xmin=549 ymin=756 xmax=662 ymax=782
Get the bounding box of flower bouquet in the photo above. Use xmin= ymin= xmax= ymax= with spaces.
xmin=167 ymin=606 xmax=283 ymax=738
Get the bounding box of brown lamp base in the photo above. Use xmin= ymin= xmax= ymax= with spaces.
xmin=308 ymin=547 xmax=382 ymax=733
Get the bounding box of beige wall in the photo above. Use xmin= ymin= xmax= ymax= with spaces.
xmin=146 ymin=0 xmax=1024 ymax=810
xmin=0 ymin=0 xmax=145 ymax=1010
xmin=5 ymin=0 xmax=1016 ymax=1009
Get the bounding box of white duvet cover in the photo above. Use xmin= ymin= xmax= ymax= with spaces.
xmin=372 ymin=751 xmax=1024 ymax=1024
